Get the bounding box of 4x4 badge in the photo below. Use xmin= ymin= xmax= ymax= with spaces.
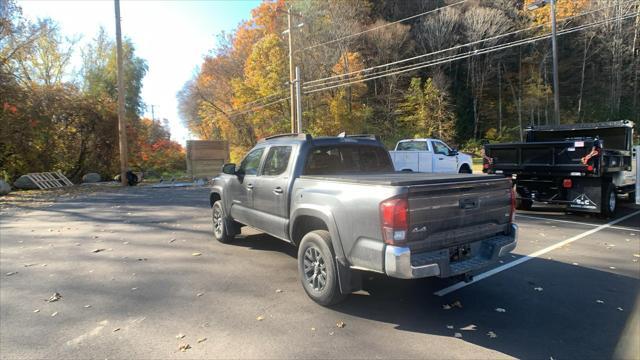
xmin=412 ymin=226 xmax=427 ymax=233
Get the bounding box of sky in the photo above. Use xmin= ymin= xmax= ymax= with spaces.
xmin=18 ymin=0 xmax=263 ymax=145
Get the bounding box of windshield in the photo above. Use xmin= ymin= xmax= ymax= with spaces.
xmin=396 ymin=141 xmax=427 ymax=151
xmin=303 ymin=145 xmax=394 ymax=175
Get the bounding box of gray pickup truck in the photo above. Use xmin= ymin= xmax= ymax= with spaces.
xmin=210 ymin=134 xmax=518 ymax=305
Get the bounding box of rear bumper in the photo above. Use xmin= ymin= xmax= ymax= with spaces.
xmin=384 ymin=224 xmax=518 ymax=279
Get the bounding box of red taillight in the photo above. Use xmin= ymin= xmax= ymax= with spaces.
xmin=509 ymin=187 xmax=516 ymax=222
xmin=587 ymin=165 xmax=594 ymax=172
xmin=380 ymin=197 xmax=409 ymax=245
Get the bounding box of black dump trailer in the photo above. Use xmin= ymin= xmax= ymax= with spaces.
xmin=483 ymin=121 xmax=636 ymax=217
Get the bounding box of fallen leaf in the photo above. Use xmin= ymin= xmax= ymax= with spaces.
xmin=329 ymin=331 xmax=334 ymax=336
xmin=5 ymin=271 xmax=18 ymax=276
xmin=534 ymin=287 xmax=543 ymax=292
xmin=92 ymin=248 xmax=106 ymax=253
xmin=113 ymin=328 xmax=121 ymax=332
xmin=442 ymin=304 xmax=452 ymax=310
xmin=617 ymin=307 xmax=624 ymax=311
xmin=495 ymin=308 xmax=506 ymax=313
xmin=137 ymin=258 xmax=147 ymax=261
xmin=23 ymin=264 xmax=37 ymax=267
xmin=454 ymin=332 xmax=463 ymax=338
xmin=609 ymin=266 xmax=616 ymax=270
xmin=275 ymin=289 xmax=283 ymax=293
xmin=256 ymin=315 xmax=265 ymax=321
xmin=83 ymin=305 xmax=91 ymax=308
xmin=572 ymin=262 xmax=579 ymax=266
xmin=191 ymin=252 xmax=202 ymax=256
xmin=196 ymin=293 xmax=204 ymax=297
xmin=46 ymin=292 xmax=62 ymax=302
xmin=176 ymin=333 xmax=186 ymax=339
xmin=487 ymin=331 xmax=497 ymax=338
xmin=33 ymin=309 xmax=40 ymax=313
xmin=451 ymin=300 xmax=463 ymax=309
xmin=632 ymin=254 xmax=640 ymax=258
xmin=123 ymin=242 xmax=129 ymax=245
xmin=596 ymin=300 xmax=605 ymax=304
xmin=336 ymin=321 xmax=346 ymax=328
xmin=131 ymin=287 xmax=138 ymax=291
xmin=310 ymin=327 xmax=316 ymax=331
xmin=178 ymin=343 xmax=191 ymax=352
xmin=51 ymin=312 xmax=58 ymax=317
xmin=169 ymin=238 xmax=176 ymax=243
xmin=197 ymin=337 xmax=207 ymax=343
xmin=460 ymin=324 xmax=477 ymax=331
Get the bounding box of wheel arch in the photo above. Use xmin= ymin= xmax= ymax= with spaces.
xmin=209 ymin=191 xmax=222 ymax=207
xmin=289 ymin=207 xmax=346 ymax=262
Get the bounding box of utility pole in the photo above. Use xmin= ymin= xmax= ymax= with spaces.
xmin=550 ymin=0 xmax=560 ymax=125
xmin=151 ymin=104 xmax=156 ymax=121
xmin=287 ymin=8 xmax=296 ymax=133
xmin=527 ymin=0 xmax=560 ymax=125
xmin=295 ymin=66 xmax=302 ymax=133
xmin=114 ymin=0 xmax=128 ymax=186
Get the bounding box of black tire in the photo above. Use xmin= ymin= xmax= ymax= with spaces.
xmin=516 ymin=198 xmax=533 ymax=211
xmin=297 ymin=230 xmax=346 ymax=306
xmin=458 ymin=164 xmax=472 ymax=174
xmin=212 ymin=200 xmax=236 ymax=243
xmin=600 ymin=182 xmax=617 ymax=218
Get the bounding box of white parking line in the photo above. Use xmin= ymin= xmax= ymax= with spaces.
xmin=434 ymin=209 xmax=640 ymax=297
xmin=516 ymin=214 xmax=640 ymax=232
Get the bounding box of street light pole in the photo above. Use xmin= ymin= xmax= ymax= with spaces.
xmin=295 ymin=66 xmax=303 ymax=133
xmin=287 ymin=8 xmax=296 ymax=133
xmin=550 ymin=0 xmax=561 ymax=125
xmin=114 ymin=0 xmax=128 ymax=186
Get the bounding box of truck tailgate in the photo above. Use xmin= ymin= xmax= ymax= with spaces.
xmin=406 ymin=177 xmax=512 ymax=252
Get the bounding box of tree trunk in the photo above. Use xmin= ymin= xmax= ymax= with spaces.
xmin=577 ymin=34 xmax=593 ymax=123
xmin=498 ymin=62 xmax=502 ymax=136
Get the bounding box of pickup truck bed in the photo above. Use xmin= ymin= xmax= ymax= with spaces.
xmin=300 ymin=172 xmax=499 ymax=186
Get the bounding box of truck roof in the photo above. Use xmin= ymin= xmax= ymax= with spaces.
xmin=257 ymin=133 xmax=383 ymax=146
xmin=396 ymin=138 xmax=438 ymax=142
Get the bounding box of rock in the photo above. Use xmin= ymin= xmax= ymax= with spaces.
xmin=13 ymin=175 xmax=38 ymax=190
xmin=82 ymin=172 xmax=101 ymax=183
xmin=0 ymin=180 xmax=10 ymax=195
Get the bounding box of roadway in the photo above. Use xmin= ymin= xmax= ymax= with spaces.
xmin=1 ymin=186 xmax=638 ymax=359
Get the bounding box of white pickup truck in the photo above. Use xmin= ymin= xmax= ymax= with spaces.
xmin=389 ymin=138 xmax=473 ymax=174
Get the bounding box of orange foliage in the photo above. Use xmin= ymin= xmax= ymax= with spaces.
xmin=526 ymin=0 xmax=590 ymax=28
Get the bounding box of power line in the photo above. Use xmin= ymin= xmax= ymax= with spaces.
xmin=304 ymin=12 xmax=639 ymax=95
xmin=298 ymin=0 xmax=469 ymax=53
xmin=226 ymin=96 xmax=290 ymax=117
xmin=305 ymin=0 xmax=638 ymax=88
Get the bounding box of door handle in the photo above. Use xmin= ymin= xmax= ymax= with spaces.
xmin=438 ymin=157 xmax=444 ymax=160
xmin=246 ymin=183 xmax=254 ymax=190
xmin=273 ymin=187 xmax=283 ymax=194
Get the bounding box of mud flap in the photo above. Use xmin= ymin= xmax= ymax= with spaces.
xmin=336 ymin=257 xmax=362 ymax=294
xmin=567 ymin=178 xmax=602 ymax=213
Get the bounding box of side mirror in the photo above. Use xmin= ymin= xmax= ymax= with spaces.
xmin=221 ymin=163 xmax=236 ymax=175
xmin=449 ymin=149 xmax=459 ymax=156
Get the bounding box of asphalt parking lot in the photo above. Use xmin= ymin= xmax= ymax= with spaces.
xmin=1 ymin=186 xmax=638 ymax=359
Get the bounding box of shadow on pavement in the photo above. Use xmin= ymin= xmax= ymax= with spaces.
xmin=330 ymin=258 xmax=639 ymax=360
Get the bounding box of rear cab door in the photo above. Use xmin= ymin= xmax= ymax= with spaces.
xmin=252 ymin=145 xmax=295 ymax=239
